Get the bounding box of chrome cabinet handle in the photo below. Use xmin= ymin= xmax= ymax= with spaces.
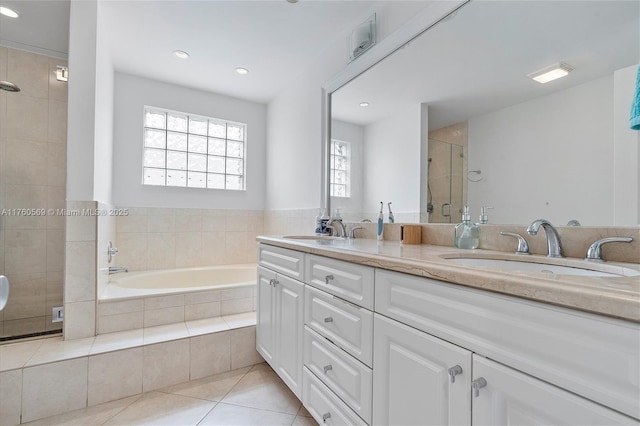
xmin=324 ymin=317 xmax=333 ymax=323
xmin=472 ymin=377 xmax=487 ymax=397
xmin=448 ymin=365 xmax=463 ymax=383
xmin=269 ymin=279 xmax=279 ymax=287
xmin=322 ymin=412 xmax=331 ymax=423
xmin=324 ymin=274 xmax=334 ymax=284
xmin=323 ymin=364 xmax=333 ymax=374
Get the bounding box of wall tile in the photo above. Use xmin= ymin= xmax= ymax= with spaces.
xmin=64 ymin=241 xmax=96 ymax=303
xmin=48 ymin=99 xmax=68 ymax=143
xmin=5 ymin=95 xmax=48 ymax=142
xmin=0 ymin=369 xmax=21 ymax=426
xmin=3 ymin=184 xmax=48 ymax=229
xmin=4 ymin=139 xmax=48 ymax=185
xmin=117 ymin=213 xmax=148 ymax=233
xmin=147 ymin=233 xmax=176 ymax=270
xmin=22 ymin=358 xmax=88 ymax=423
xmin=4 ymin=229 xmax=46 ymax=274
xmin=63 ymin=301 xmax=95 ymax=340
xmin=97 ymin=311 xmax=143 ymax=334
xmin=48 ymin=58 xmax=68 ymax=102
xmin=88 ymin=348 xmax=143 ymax=406
xmin=190 ymin=331 xmax=231 ymax=380
xmin=46 ymin=229 xmax=64 ymax=272
xmin=66 ymin=213 xmax=97 ymax=242
xmin=147 ymin=214 xmax=175 ymax=233
xmin=116 ymin=233 xmax=148 ymax=272
xmin=45 ymin=186 xmax=66 ymax=230
xmin=184 ymin=290 xmax=220 ymax=305
xmin=46 ymin=271 xmax=63 ymax=312
xmin=144 ymin=306 xmax=185 ymax=328
xmin=99 ymin=299 xmax=144 ymax=316
xmin=1 ymin=273 xmax=46 ymax=320
xmin=229 ymin=327 xmax=262 ymax=370
xmin=185 ymin=301 xmax=221 ymax=321
xmin=143 ymin=339 xmax=190 ymax=391
xmin=145 ymin=294 xmax=184 ymax=310
xmin=175 ymin=232 xmax=202 ymax=268
xmin=3 ymin=316 xmax=46 ymax=337
xmin=7 ymin=49 xmax=49 ymax=99
xmin=221 ymin=298 xmax=254 ymax=316
xmin=223 ymin=232 xmax=248 ymax=264
xmin=175 ymin=214 xmax=202 ymax=232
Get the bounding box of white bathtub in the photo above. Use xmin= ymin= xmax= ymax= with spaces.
xmin=101 ymin=264 xmax=257 ymax=301
xmin=98 ymin=264 xmax=258 ymax=333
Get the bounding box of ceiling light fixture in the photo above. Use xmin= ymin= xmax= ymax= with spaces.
xmin=286 ymin=0 xmax=299 ymax=3
xmin=528 ymin=62 xmax=573 ymax=84
xmin=235 ymin=67 xmax=249 ymax=75
xmin=359 ymin=102 xmax=369 ymax=107
xmin=0 ymin=6 xmax=19 ymax=18
xmin=173 ymin=50 xmax=190 ymax=59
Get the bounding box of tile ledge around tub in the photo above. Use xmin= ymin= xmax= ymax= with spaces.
xmin=0 ymin=312 xmax=256 ymax=372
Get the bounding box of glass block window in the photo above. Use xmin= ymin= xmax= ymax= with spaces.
xmin=330 ymin=139 xmax=351 ymax=198
xmin=142 ymin=106 xmax=246 ymax=190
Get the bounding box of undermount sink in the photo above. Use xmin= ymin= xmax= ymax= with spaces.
xmin=282 ymin=235 xmax=339 ymax=240
xmin=444 ymin=257 xmax=640 ymax=278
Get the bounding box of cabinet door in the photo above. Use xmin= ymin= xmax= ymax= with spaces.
xmin=373 ymin=314 xmax=472 ymax=426
xmin=256 ymin=266 xmax=276 ymax=365
xmin=472 ymin=355 xmax=636 ymax=425
xmin=275 ymin=274 xmax=304 ymax=398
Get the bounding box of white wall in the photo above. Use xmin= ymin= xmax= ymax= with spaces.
xmin=66 ymin=0 xmax=97 ymax=201
xmin=363 ymin=103 xmax=422 ymax=218
xmin=613 ymin=64 xmax=640 ymax=226
xmin=93 ymin=2 xmax=114 ymax=204
xmin=467 ymin=76 xmax=614 ymax=226
xmin=112 ymin=73 xmax=267 ymax=210
xmin=330 ymin=119 xmax=364 ymax=218
xmin=265 ymin=1 xmax=436 ymax=212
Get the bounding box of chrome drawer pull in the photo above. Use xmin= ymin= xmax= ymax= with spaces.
xmin=324 ymin=317 xmax=333 ymax=323
xmin=324 ymin=274 xmax=334 ymax=284
xmin=323 ymin=364 xmax=333 ymax=374
xmin=269 ymin=279 xmax=278 ymax=287
xmin=472 ymin=377 xmax=487 ymax=397
xmin=322 ymin=412 xmax=331 ymax=423
xmin=448 ymin=365 xmax=463 ymax=383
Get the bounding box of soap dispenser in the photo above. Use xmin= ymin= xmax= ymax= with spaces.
xmin=455 ymin=206 xmax=479 ymax=249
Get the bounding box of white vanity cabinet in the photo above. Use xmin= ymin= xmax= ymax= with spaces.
xmin=257 ymin=245 xmax=305 ymax=398
xmin=302 ymin=255 xmax=375 ymax=425
xmin=373 ymin=314 xmax=472 ymax=426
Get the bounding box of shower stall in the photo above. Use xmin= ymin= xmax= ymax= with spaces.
xmin=0 ymin=47 xmax=68 ymax=341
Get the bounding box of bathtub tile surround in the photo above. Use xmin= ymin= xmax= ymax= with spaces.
xmin=0 ymin=312 xmax=261 ymax=425
xmin=0 ymin=47 xmax=67 ymax=339
xmin=98 ymin=285 xmax=256 ymax=334
xmin=114 ymin=207 xmax=264 ymax=272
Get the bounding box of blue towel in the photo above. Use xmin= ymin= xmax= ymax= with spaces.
xmin=631 ymin=65 xmax=640 ymax=130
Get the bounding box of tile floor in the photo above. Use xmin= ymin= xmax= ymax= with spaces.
xmin=24 ymin=363 xmax=318 ymax=426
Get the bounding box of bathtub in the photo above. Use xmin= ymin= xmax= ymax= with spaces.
xmin=97 ymin=264 xmax=257 ymax=333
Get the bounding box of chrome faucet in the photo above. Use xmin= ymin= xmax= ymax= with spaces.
xmin=526 ymin=219 xmax=563 ymax=258
xmin=348 ymin=226 xmax=364 ymax=239
xmin=585 ymin=237 xmax=633 ymax=262
xmin=108 ymin=266 xmax=129 ymax=274
xmin=327 ymin=218 xmax=347 ymax=238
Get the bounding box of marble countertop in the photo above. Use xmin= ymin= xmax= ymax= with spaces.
xmin=257 ymin=236 xmax=640 ymax=323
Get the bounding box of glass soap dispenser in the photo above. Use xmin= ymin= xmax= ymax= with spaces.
xmin=455 ymin=206 xmax=479 ymax=249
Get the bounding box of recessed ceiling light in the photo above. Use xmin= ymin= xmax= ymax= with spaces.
xmin=286 ymin=0 xmax=299 ymax=3
xmin=0 ymin=6 xmax=19 ymax=18
xmin=528 ymin=62 xmax=573 ymax=84
xmin=173 ymin=50 xmax=190 ymax=59
xmin=235 ymin=67 xmax=249 ymax=75
xmin=359 ymin=102 xmax=369 ymax=107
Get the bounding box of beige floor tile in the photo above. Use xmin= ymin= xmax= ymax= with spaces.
xmin=292 ymin=415 xmax=318 ymax=426
xmin=23 ymin=395 xmax=142 ymax=426
xmin=198 ymin=403 xmax=295 ymax=426
xmin=103 ymin=391 xmax=215 ymax=426
xmin=297 ymin=404 xmax=313 ymax=418
xmin=222 ymin=363 xmax=301 ymax=415
xmin=25 ymin=336 xmax=94 ymax=366
xmin=161 ymin=367 xmax=250 ymax=402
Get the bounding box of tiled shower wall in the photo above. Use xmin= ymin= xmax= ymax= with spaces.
xmin=0 ymin=47 xmax=68 ymax=338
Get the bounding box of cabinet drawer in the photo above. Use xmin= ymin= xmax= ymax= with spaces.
xmin=303 ymin=367 xmax=368 ymax=426
xmin=375 ymin=268 xmax=640 ymax=420
xmin=305 ymin=285 xmax=373 ymax=367
xmin=304 ymin=326 xmax=372 ymax=423
xmin=258 ymin=244 xmax=304 ymax=280
xmin=305 ymin=255 xmax=374 ymax=309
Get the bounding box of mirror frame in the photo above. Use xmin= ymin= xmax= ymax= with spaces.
xmin=321 ymin=0 xmax=469 ymax=217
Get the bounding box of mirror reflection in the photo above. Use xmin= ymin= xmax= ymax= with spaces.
xmin=330 ymin=0 xmax=639 ymax=226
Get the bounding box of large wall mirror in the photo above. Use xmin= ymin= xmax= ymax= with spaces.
xmin=327 ymin=0 xmax=639 ymax=226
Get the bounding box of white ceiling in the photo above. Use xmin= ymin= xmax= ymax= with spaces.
xmin=0 ymin=0 xmax=381 ymax=104
xmin=332 ymin=0 xmax=640 ymax=130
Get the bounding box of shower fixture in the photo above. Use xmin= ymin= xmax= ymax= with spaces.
xmin=0 ymin=80 xmax=20 ymax=92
